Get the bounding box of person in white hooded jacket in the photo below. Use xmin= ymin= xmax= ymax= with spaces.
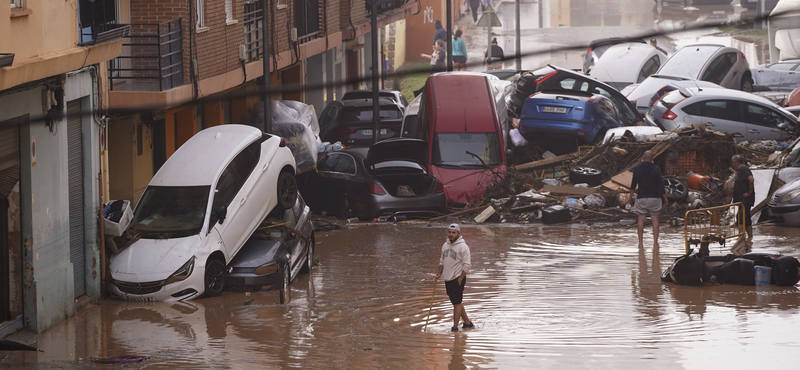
xmin=435 ymin=223 xmax=474 ymax=332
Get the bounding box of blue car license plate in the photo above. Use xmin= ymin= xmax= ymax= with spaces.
xmin=542 ymin=106 xmax=567 ymax=114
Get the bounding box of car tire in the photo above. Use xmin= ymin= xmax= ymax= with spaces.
xmin=279 ymin=263 xmax=291 ymax=304
xmin=569 ymin=166 xmax=603 ymax=186
xmin=204 ymin=259 xmax=226 ymax=297
xmin=300 ymin=235 xmax=315 ymax=274
xmin=663 ymin=176 xmax=688 ymax=202
xmin=277 ymin=171 xmax=298 ymax=210
xmin=741 ymin=75 xmax=754 ymax=93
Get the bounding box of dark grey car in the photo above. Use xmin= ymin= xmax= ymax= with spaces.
xmin=318 ymin=98 xmax=404 ymax=148
xmin=298 ymin=138 xmax=447 ymax=221
xmin=226 ymin=194 xmax=315 ymax=296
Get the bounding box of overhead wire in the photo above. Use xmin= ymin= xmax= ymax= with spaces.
xmin=8 ymin=8 xmax=791 ymax=126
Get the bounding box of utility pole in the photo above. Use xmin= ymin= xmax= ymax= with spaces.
xmin=515 ymin=0 xmax=520 ymax=70
xmin=261 ymin=0 xmax=271 ymax=133
xmin=371 ymin=0 xmax=380 ymax=144
xmin=446 ymin=0 xmax=452 ymax=71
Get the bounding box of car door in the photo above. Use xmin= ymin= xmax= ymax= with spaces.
xmin=742 ymin=102 xmax=798 ymax=141
xmin=695 ymin=100 xmax=747 ymax=140
xmin=753 ymin=62 xmax=799 ymax=91
xmin=592 ymin=84 xmax=643 ymax=126
xmin=331 ymin=153 xmax=361 ymax=207
xmin=210 ymin=146 xmax=259 ymax=259
xmin=701 ymin=52 xmax=737 ymax=88
xmin=303 ymin=153 xmax=340 ymax=213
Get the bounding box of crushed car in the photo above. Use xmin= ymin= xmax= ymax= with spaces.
xmin=227 ymin=194 xmax=315 ymax=300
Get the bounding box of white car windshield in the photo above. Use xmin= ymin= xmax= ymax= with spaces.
xmin=131 ymin=186 xmax=210 ymax=238
xmin=432 ymin=133 xmax=503 ymax=169
xmin=658 ymin=46 xmax=719 ymax=79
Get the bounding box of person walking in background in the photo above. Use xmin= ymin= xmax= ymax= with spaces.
xmin=432 ymin=20 xmax=447 ymax=47
xmin=452 ymin=29 xmax=468 ymax=71
xmin=421 ymin=40 xmax=447 ymax=74
xmin=630 ymin=150 xmax=668 ymax=249
xmin=732 ymin=154 xmax=755 ymax=246
xmin=468 ymin=0 xmax=482 ymax=23
xmin=483 ymin=38 xmax=504 ymax=71
xmin=650 ymin=38 xmax=667 ymax=55
xmin=435 ymin=224 xmax=473 ymax=332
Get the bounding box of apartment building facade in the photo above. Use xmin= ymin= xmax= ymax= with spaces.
xmin=0 ymin=0 xmax=126 ymax=334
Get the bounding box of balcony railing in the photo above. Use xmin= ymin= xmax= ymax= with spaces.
xmin=108 ymin=18 xmax=184 ymax=92
xmin=243 ymin=0 xmax=322 ymax=62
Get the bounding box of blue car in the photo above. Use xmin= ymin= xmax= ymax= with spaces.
xmin=518 ymin=90 xmax=623 ymax=154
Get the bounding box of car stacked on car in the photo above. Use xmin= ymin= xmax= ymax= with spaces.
xmin=110 ymin=124 xmax=298 ymax=302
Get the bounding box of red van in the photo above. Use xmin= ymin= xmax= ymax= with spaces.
xmin=416 ymin=73 xmax=507 ymax=206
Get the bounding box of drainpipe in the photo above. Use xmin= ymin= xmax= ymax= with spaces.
xmin=88 ymin=66 xmax=108 ymax=293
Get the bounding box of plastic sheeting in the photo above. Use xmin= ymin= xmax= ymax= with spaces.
xmin=270 ymin=100 xmax=322 ymax=174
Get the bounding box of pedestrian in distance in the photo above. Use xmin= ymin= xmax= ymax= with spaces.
xmin=421 ymin=40 xmax=447 ymax=74
xmin=452 ymin=29 xmax=468 ymax=71
xmin=432 ymin=20 xmax=447 ymax=47
xmin=435 ymin=223 xmax=474 ymax=332
xmin=630 ymin=150 xmax=669 ymax=249
xmin=483 ymin=38 xmax=504 ymax=71
xmin=467 ymin=0 xmax=482 ymax=23
xmin=731 ymin=154 xmax=755 ymax=245
xmin=650 ymin=38 xmax=667 ymax=55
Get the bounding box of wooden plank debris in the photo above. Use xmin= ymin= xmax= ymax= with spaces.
xmin=513 ymin=152 xmax=578 ymax=172
xmin=474 ymin=206 xmax=496 ymax=223
xmin=601 ymin=170 xmax=634 ymax=191
xmin=542 ymin=185 xmax=596 ymax=196
xmin=429 ymin=205 xmax=488 ymax=221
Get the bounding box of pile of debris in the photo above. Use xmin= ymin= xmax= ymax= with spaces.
xmin=441 ymin=125 xmax=793 ymax=226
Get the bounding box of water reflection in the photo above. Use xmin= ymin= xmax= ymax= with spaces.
xmin=5 ymin=223 xmax=800 ymax=368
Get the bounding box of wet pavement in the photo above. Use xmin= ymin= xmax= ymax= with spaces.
xmin=3 ymin=222 xmax=800 ymax=369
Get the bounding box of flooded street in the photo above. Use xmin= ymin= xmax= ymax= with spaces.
xmin=4 ymin=222 xmax=800 ymax=369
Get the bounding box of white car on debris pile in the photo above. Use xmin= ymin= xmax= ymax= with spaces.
xmin=110 ymin=124 xmax=297 ymax=301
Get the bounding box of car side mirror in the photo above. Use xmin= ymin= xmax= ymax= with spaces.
xmin=778 ymin=122 xmax=789 ymax=130
xmin=211 ymin=206 xmax=227 ymax=225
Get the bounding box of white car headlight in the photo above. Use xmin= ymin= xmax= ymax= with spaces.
xmin=780 ymin=188 xmax=800 ymax=203
xmin=165 ymin=256 xmax=196 ymax=285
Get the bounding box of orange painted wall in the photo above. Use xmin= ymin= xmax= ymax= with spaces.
xmin=405 ymin=0 xmax=462 ymax=67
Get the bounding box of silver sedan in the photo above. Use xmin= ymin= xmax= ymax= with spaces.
xmin=644 ymin=87 xmax=799 ymax=142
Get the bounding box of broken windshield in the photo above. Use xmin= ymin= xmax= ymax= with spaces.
xmin=431 ymin=132 xmax=502 ymax=169
xmin=131 ymin=186 xmax=210 ymax=238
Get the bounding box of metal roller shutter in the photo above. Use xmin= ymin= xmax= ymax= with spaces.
xmin=0 ymin=125 xmax=20 ymax=200
xmin=67 ymin=100 xmax=86 ymax=298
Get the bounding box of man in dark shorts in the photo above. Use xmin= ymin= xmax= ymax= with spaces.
xmin=630 ymin=150 xmax=668 ymax=249
xmin=435 ymin=223 xmax=473 ymax=332
xmin=732 ymin=154 xmax=755 ymax=245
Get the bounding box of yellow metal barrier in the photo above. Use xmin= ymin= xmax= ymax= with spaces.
xmin=684 ymin=202 xmax=746 ymax=254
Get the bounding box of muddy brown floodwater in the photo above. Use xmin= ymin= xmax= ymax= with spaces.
xmin=3 ymin=222 xmax=800 ymax=369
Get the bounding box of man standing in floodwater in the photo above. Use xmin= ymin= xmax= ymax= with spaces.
xmin=732 ymin=154 xmax=755 ymax=245
xmin=435 ymin=223 xmax=473 ymax=332
xmin=630 ymin=150 xmax=669 ymax=249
